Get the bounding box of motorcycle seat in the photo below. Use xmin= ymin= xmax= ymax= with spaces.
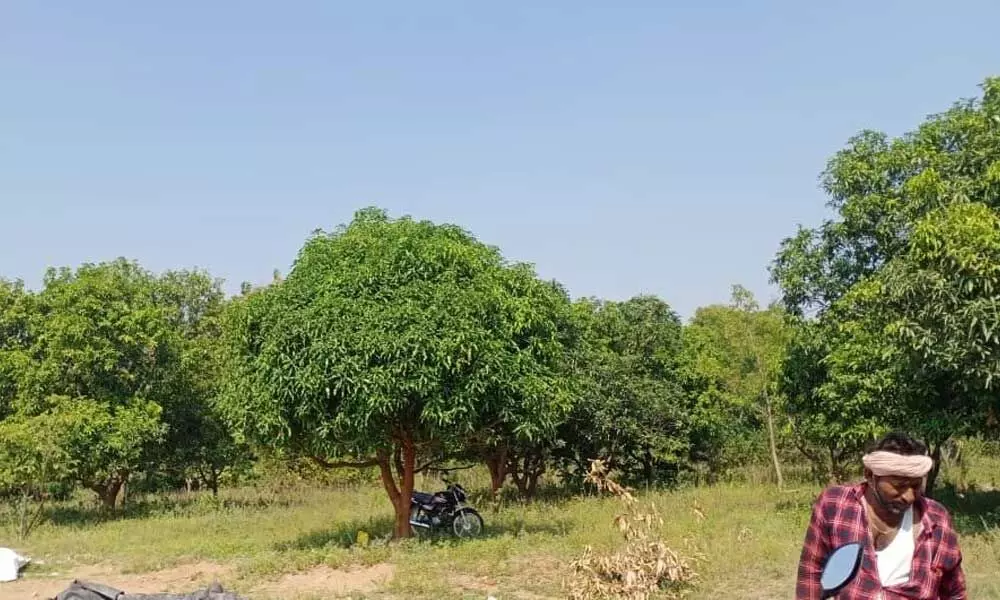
xmin=411 ymin=491 xmax=435 ymax=505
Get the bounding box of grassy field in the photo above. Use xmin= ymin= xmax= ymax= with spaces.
xmin=3 ymin=460 xmax=1000 ymax=600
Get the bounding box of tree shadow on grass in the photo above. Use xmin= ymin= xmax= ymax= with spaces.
xmin=483 ymin=512 xmax=576 ymax=538
xmin=468 ymin=484 xmax=584 ymax=514
xmin=931 ymin=484 xmax=1000 ymax=536
xmin=44 ymin=494 xmax=300 ymax=527
xmin=276 ymin=516 xmax=397 ymax=550
xmin=278 ymin=511 xmax=575 ymax=552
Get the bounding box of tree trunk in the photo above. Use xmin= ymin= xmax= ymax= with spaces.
xmin=377 ymin=435 xmax=417 ymax=539
xmin=208 ymin=467 xmax=220 ymax=497
xmin=16 ymin=484 xmax=48 ymax=540
xmin=393 ymin=446 xmax=405 ymax=482
xmin=790 ymin=421 xmax=829 ymax=484
xmin=18 ymin=489 xmax=30 ymax=539
xmin=926 ymin=440 xmax=944 ymax=496
xmin=397 ymin=437 xmax=416 ymax=538
xmin=509 ymin=449 xmax=545 ymax=502
xmin=509 ymin=453 xmax=526 ymax=500
xmin=642 ymin=446 xmax=654 ymax=488
xmin=92 ymin=474 xmax=126 ymax=511
xmin=197 ymin=463 xmax=223 ymax=497
xmin=485 ymin=445 xmax=508 ymax=497
xmin=764 ymin=397 xmax=784 ymax=489
xmin=525 ymin=461 xmax=541 ymax=500
xmin=827 ymin=445 xmax=844 ymax=484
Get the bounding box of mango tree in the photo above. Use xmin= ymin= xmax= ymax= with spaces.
xmin=154 ymin=269 xmax=250 ymax=495
xmin=771 ymin=77 xmax=1000 ymax=470
xmin=821 ymin=202 xmax=1000 ymax=490
xmin=777 ymin=319 xmax=886 ymax=483
xmin=220 ymin=208 xmax=574 ymax=537
xmin=3 ymin=259 xmax=182 ymax=508
xmin=772 ymin=77 xmax=1000 ymax=317
xmin=681 ymin=286 xmax=791 ymax=487
xmin=553 ymin=295 xmax=689 ymax=488
xmin=475 ymin=280 xmax=586 ymax=501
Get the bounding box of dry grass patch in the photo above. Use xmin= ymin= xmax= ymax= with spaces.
xmin=567 ymin=460 xmax=701 ymax=600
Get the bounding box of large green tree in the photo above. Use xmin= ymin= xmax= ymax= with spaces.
xmin=778 ymin=314 xmax=894 ymax=483
xmin=153 ymin=269 xmax=250 ymax=495
xmin=474 ymin=279 xmax=586 ymax=501
xmin=553 ymin=295 xmax=689 ymax=488
xmin=815 ymin=202 xmax=1000 ymax=489
xmin=1 ymin=259 xmax=194 ymax=508
xmin=681 ymin=285 xmax=791 ymax=487
xmin=772 ymin=77 xmax=1000 ymax=479
xmin=220 ymin=208 xmax=575 ymax=537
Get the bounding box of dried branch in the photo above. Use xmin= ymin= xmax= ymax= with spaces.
xmin=566 ymin=459 xmax=701 ymax=600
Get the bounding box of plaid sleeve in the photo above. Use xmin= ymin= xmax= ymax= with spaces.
xmin=795 ymin=490 xmax=831 ymax=600
xmin=935 ymin=509 xmax=967 ymax=599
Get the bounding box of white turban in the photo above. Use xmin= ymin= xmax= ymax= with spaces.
xmin=862 ymin=451 xmax=934 ymax=478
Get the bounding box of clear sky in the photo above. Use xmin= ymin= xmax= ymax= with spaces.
xmin=3 ymin=1 xmax=998 ymax=319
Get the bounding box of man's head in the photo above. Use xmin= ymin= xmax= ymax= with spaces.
xmin=862 ymin=432 xmax=933 ymax=515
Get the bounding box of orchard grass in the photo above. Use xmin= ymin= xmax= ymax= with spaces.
xmin=4 ymin=458 xmax=1000 ymax=600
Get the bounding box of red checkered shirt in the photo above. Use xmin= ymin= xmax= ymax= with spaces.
xmin=795 ymin=482 xmax=966 ymax=599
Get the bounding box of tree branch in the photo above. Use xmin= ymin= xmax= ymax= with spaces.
xmin=413 ymin=459 xmax=438 ymax=473
xmin=28 ymin=495 xmax=47 ymax=536
xmin=415 ymin=458 xmax=444 ymax=474
xmin=311 ymin=455 xmax=379 ymax=469
xmin=376 ymin=448 xmax=401 ymax=505
xmin=793 ymin=439 xmax=821 ymax=464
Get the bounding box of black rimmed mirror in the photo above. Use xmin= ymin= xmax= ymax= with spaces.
xmin=820 ymin=542 xmax=864 ymax=598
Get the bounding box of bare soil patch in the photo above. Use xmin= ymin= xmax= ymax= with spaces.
xmin=0 ymin=561 xmax=234 ymax=600
xmin=251 ymin=563 xmax=395 ymax=599
xmin=1 ymin=560 xmax=395 ymax=600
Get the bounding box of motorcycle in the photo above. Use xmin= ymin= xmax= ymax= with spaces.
xmin=408 ymin=473 xmax=485 ymax=538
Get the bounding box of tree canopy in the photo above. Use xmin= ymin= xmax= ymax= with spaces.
xmin=772 ymin=77 xmax=1000 ymax=485
xmin=220 ymin=207 xmax=576 ymax=536
xmin=553 ymin=295 xmax=688 ymax=488
xmin=772 ymin=77 xmax=1000 ymax=316
xmin=681 ymin=286 xmax=791 ymax=486
xmin=0 ymin=259 xmax=239 ymax=510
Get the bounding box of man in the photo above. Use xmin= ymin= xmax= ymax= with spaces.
xmin=795 ymin=432 xmax=966 ymax=599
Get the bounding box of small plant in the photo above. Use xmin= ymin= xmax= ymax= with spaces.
xmin=0 ymin=414 xmax=74 ymax=539
xmin=567 ymin=460 xmax=701 ymax=600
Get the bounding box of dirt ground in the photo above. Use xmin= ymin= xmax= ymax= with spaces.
xmin=253 ymin=563 xmax=395 ymax=599
xmin=0 ymin=561 xmax=396 ymax=599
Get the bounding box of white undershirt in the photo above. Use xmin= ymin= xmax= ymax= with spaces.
xmin=875 ymin=506 xmax=914 ymax=587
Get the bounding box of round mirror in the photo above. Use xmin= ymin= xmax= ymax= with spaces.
xmin=820 ymin=542 xmax=863 ymax=597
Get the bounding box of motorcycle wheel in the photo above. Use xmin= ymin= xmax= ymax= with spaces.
xmin=451 ymin=508 xmax=484 ymax=538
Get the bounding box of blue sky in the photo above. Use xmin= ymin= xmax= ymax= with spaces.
xmin=3 ymin=1 xmax=998 ymax=318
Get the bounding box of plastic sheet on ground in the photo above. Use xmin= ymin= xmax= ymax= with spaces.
xmin=0 ymin=547 xmax=30 ymax=582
